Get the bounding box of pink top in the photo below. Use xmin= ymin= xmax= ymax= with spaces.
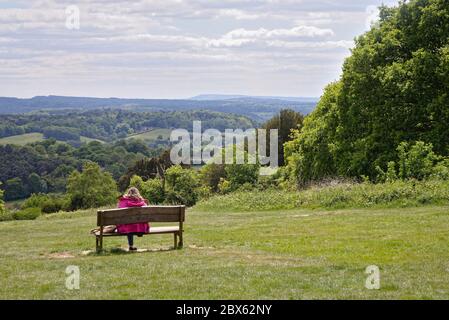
xmin=116 ymin=196 xmax=150 ymax=234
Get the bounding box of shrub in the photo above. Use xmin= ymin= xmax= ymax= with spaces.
xmin=22 ymin=193 xmax=67 ymax=214
xmin=199 ymin=164 xmax=226 ymax=192
xmin=195 ymin=180 xmax=449 ymax=212
xmin=196 ymin=185 xmax=212 ymax=200
xmin=12 ymin=207 xmax=41 ymax=220
xmin=218 ymin=178 xmax=231 ymax=194
xmin=41 ymin=198 xmax=66 ymax=214
xmin=142 ymin=178 xmax=165 ymax=204
xmin=165 ymin=165 xmax=199 ymax=206
xmin=22 ymin=193 xmax=50 ymax=210
xmin=376 ymin=141 xmax=448 ymax=182
xmin=397 ymin=141 xmax=440 ymax=180
xmin=225 ymin=163 xmax=260 ymax=192
xmin=66 ymin=162 xmax=118 ymax=210
xmin=129 ymin=175 xmax=145 ymax=191
xmin=129 ymin=175 xmax=165 ymax=204
xmin=0 ymin=211 xmax=13 ymax=222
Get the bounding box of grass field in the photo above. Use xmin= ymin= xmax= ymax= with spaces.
xmin=1 ymin=205 xmax=449 ymax=299
xmin=0 ymin=133 xmax=44 ymax=145
xmin=80 ymin=136 xmax=104 ymax=144
xmin=0 ymin=133 xmax=104 ymax=146
xmin=127 ymin=128 xmax=172 ymax=141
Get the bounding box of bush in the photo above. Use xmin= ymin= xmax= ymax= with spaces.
xmin=199 ymin=164 xmax=226 ymax=192
xmin=165 ymin=165 xmax=200 ymax=206
xmin=22 ymin=193 xmax=67 ymax=214
xmin=196 ymin=185 xmax=212 ymax=200
xmin=0 ymin=211 xmax=13 ymax=222
xmin=376 ymin=141 xmax=448 ymax=182
xmin=22 ymin=193 xmax=50 ymax=209
xmin=66 ymin=162 xmax=118 ymax=210
xmin=41 ymin=198 xmax=66 ymax=214
xmin=12 ymin=207 xmax=41 ymax=220
xmin=195 ymin=179 xmax=449 ymax=212
xmin=218 ymin=178 xmax=231 ymax=194
xmin=129 ymin=175 xmax=165 ymax=204
xmin=143 ymin=178 xmax=165 ymax=204
xmin=225 ymin=163 xmax=260 ymax=192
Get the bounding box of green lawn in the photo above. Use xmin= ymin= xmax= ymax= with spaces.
xmin=126 ymin=128 xmax=172 ymax=141
xmin=0 ymin=133 xmax=44 ymax=145
xmin=1 ymin=206 xmax=449 ymax=299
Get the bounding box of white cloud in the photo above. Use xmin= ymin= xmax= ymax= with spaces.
xmin=0 ymin=0 xmax=397 ymax=98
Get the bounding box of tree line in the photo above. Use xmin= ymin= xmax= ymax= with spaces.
xmin=0 ymin=109 xmax=255 ymax=142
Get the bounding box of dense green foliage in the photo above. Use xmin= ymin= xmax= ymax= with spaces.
xmin=0 ymin=139 xmax=151 ymax=200
xmin=11 ymin=207 xmax=41 ymax=221
xmin=66 ymin=162 xmax=118 ymax=210
xmin=286 ymin=0 xmax=449 ymax=184
xmin=196 ymin=179 xmax=449 ymax=212
xmin=22 ymin=193 xmax=67 ymax=214
xmin=262 ymin=109 xmax=304 ymax=166
xmin=0 ymin=109 xmax=255 ymax=142
xmin=376 ymin=141 xmax=449 ymax=182
xmin=164 ymin=165 xmax=201 ymax=206
xmin=118 ymin=151 xmax=174 ymax=191
xmin=129 ymin=175 xmax=165 ymax=204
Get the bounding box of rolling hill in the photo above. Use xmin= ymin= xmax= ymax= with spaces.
xmin=0 ymin=95 xmax=317 ymax=122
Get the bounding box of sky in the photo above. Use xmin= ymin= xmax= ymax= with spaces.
xmin=0 ymin=0 xmax=399 ymax=99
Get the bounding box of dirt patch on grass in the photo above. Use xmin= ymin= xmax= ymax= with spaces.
xmin=47 ymin=252 xmax=75 ymax=259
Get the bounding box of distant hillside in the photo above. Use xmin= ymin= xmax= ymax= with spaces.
xmin=190 ymin=94 xmax=319 ymax=103
xmin=0 ymin=95 xmax=317 ymax=121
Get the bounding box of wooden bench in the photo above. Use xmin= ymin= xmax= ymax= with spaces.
xmin=94 ymin=205 xmax=185 ymax=253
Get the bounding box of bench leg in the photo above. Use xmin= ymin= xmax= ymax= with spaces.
xmin=178 ymin=231 xmax=183 ymax=248
xmin=96 ymin=236 xmax=103 ymax=253
xmin=174 ymin=233 xmax=178 ymax=249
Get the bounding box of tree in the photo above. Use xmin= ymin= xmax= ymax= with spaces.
xmin=66 ymin=162 xmax=118 ymax=210
xmin=284 ymin=82 xmax=340 ymax=185
xmin=262 ymin=109 xmax=304 ymax=166
xmin=286 ymin=0 xmax=449 ymax=184
xmin=4 ymin=177 xmax=27 ymax=201
xmin=28 ymin=173 xmax=48 ymax=194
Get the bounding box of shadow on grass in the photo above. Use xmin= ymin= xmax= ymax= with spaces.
xmin=82 ymin=246 xmax=181 ymax=257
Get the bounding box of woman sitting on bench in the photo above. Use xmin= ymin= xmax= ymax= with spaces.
xmin=117 ymin=187 xmax=150 ymax=251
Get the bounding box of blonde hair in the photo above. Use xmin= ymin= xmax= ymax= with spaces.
xmin=125 ymin=187 xmax=143 ymax=200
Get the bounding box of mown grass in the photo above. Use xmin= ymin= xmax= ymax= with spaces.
xmin=126 ymin=128 xmax=171 ymax=142
xmin=196 ymin=180 xmax=449 ymax=213
xmin=0 ymin=133 xmax=44 ymax=145
xmin=1 ymin=204 xmax=449 ymax=299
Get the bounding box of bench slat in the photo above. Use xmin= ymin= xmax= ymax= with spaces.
xmin=93 ymin=226 xmax=180 ymax=237
xmin=97 ymin=206 xmax=185 ymax=226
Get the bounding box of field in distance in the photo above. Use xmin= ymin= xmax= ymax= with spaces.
xmin=0 ymin=133 xmax=104 ymax=146
xmin=126 ymin=128 xmax=172 ymax=142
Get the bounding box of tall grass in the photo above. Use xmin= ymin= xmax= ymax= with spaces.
xmin=194 ymin=179 xmax=449 ymax=212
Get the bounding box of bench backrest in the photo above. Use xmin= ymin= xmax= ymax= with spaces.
xmin=97 ymin=206 xmax=185 ymax=226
